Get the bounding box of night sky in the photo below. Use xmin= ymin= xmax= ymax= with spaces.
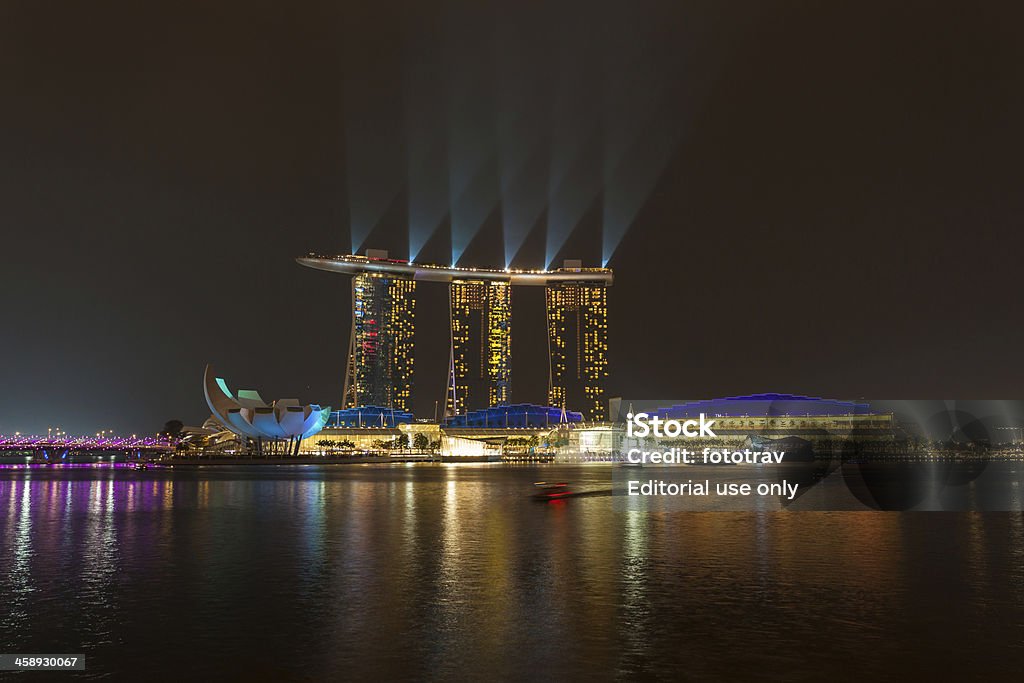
xmin=2 ymin=1 xmax=1023 ymax=435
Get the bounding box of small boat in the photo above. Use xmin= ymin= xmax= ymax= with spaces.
xmin=531 ymin=482 xmax=612 ymax=501
xmin=532 ymin=482 xmax=573 ymax=500
xmin=133 ymin=462 xmax=149 ymax=470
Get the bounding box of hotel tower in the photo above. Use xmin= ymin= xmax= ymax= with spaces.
xmin=544 ymin=262 xmax=609 ymax=421
xmin=447 ymin=279 xmax=512 ymax=416
xmin=299 ymin=252 xmax=611 ymax=421
xmin=342 ymin=270 xmax=416 ymax=412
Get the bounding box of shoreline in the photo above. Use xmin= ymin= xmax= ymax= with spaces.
xmin=0 ymin=454 xmax=564 ymax=467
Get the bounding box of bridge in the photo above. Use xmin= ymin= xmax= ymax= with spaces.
xmin=0 ymin=434 xmax=176 ymax=461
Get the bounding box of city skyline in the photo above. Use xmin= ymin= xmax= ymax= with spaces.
xmin=4 ymin=1 xmax=1024 ymax=435
xmin=3 ymin=4 xmax=1024 ymax=681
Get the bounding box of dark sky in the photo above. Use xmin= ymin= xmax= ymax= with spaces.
xmin=2 ymin=1 xmax=1023 ymax=435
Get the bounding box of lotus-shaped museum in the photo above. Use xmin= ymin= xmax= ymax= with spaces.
xmin=203 ymin=365 xmax=330 ymax=441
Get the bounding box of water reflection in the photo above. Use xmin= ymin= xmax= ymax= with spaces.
xmin=0 ymin=466 xmax=1022 ymax=679
xmin=7 ymin=477 xmax=34 ymax=634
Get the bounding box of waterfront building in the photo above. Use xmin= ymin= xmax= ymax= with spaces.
xmin=305 ymin=422 xmax=439 ymax=453
xmin=327 ymin=405 xmax=415 ymax=428
xmin=545 ymin=262 xmax=610 ymax=422
xmin=439 ymin=433 xmax=504 ymax=459
xmin=344 ymin=269 xmax=416 ymax=411
xmin=445 ymin=403 xmax=581 ymax=428
xmin=554 ymin=424 xmax=620 ymax=463
xmin=650 ymin=393 xmax=873 ymax=419
xmin=298 ymin=252 xmax=612 ymax=419
xmin=203 ymin=365 xmax=330 ymax=455
xmin=448 ymin=279 xmax=511 ymax=415
xmin=609 ymin=394 xmax=899 ymax=445
xmin=646 ymin=393 xmax=895 ymax=440
xmin=299 ymin=422 xmax=553 ymax=459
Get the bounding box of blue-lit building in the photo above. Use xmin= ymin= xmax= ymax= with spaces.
xmin=654 ymin=393 xmax=872 ymax=419
xmin=327 ymin=405 xmax=415 ymax=428
xmin=445 ymin=403 xmax=582 ymax=428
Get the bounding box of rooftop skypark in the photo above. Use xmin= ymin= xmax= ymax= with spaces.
xmin=296 ymin=252 xmax=614 ymax=286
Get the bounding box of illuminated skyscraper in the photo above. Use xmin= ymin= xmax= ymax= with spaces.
xmin=343 ymin=272 xmax=416 ymax=411
xmin=546 ymin=274 xmax=609 ymax=422
xmin=447 ymin=280 xmax=511 ymax=415
xmin=298 ymin=252 xmax=611 ymax=420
